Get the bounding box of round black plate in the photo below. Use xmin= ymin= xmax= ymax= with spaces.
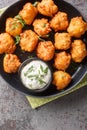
xmin=0 ymin=0 xmax=87 ymax=98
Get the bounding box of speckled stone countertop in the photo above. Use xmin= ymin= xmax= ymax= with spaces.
xmin=0 ymin=0 xmax=87 ymax=130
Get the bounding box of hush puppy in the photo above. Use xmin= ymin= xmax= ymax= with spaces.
xmin=0 ymin=33 xmax=16 ymax=54
xmin=71 ymin=40 xmax=87 ymax=62
xmin=37 ymin=0 xmax=58 ymax=17
xmin=6 ymin=17 xmax=22 ymax=37
xmin=36 ymin=41 xmax=55 ymax=61
xmin=67 ymin=17 xmax=87 ymax=38
xmin=19 ymin=30 xmax=38 ymax=52
xmin=54 ymin=32 xmax=71 ymax=50
xmin=33 ymin=18 xmax=51 ymax=37
xmin=54 ymin=51 xmax=71 ymax=71
xmin=19 ymin=2 xmax=38 ymax=25
xmin=50 ymin=11 xmax=69 ymax=31
xmin=3 ymin=54 xmax=21 ymax=73
xmin=53 ymin=71 xmax=71 ymax=90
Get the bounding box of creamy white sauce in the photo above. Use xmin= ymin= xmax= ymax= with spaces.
xmin=21 ymin=60 xmax=51 ymax=90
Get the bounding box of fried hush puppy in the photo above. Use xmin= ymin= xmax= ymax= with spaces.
xmin=36 ymin=41 xmax=55 ymax=61
xmin=37 ymin=0 xmax=58 ymax=17
xmin=54 ymin=51 xmax=71 ymax=71
xmin=67 ymin=17 xmax=87 ymax=38
xmin=0 ymin=33 xmax=16 ymax=54
xmin=33 ymin=18 xmax=51 ymax=37
xmin=53 ymin=71 xmax=71 ymax=90
xmin=50 ymin=11 xmax=69 ymax=32
xmin=6 ymin=17 xmax=22 ymax=37
xmin=71 ymin=40 xmax=87 ymax=63
xmin=3 ymin=54 xmax=21 ymax=73
xmin=19 ymin=2 xmax=38 ymax=25
xmin=54 ymin=32 xmax=71 ymax=50
xmin=19 ymin=30 xmax=38 ymax=52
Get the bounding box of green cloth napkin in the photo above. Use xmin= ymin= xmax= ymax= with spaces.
xmin=0 ymin=7 xmax=87 ymax=109
xmin=27 ymin=74 xmax=87 ymax=109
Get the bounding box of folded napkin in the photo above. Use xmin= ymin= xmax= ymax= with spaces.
xmin=27 ymin=74 xmax=87 ymax=109
xmin=0 ymin=7 xmax=87 ymax=109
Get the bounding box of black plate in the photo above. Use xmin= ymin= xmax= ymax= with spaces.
xmin=0 ymin=0 xmax=87 ymax=98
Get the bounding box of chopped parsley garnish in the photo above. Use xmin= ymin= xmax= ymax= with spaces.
xmin=15 ymin=35 xmax=20 ymax=45
xmin=28 ymin=55 xmax=33 ymax=59
xmin=43 ymin=67 xmax=48 ymax=74
xmin=38 ymin=78 xmax=46 ymax=85
xmin=11 ymin=22 xmax=19 ymax=30
xmin=14 ymin=15 xmax=26 ymax=27
xmin=42 ymin=34 xmax=50 ymax=37
xmin=40 ymin=64 xmax=48 ymax=74
xmin=38 ymin=34 xmax=50 ymax=40
xmin=40 ymin=64 xmax=44 ymax=72
xmin=42 ymin=23 xmax=46 ymax=28
xmin=24 ymin=65 xmax=34 ymax=76
xmin=33 ymin=1 xmax=38 ymax=7
xmin=38 ymin=36 xmax=45 ymax=42
xmin=28 ymin=74 xmax=37 ymax=78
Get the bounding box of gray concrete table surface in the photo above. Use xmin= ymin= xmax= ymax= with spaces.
xmin=0 ymin=0 xmax=87 ymax=130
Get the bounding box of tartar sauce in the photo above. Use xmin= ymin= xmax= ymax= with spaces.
xmin=20 ymin=60 xmax=51 ymax=90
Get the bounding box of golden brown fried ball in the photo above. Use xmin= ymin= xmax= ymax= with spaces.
xmin=50 ymin=11 xmax=69 ymax=31
xmin=19 ymin=2 xmax=38 ymax=25
xmin=36 ymin=41 xmax=55 ymax=61
xmin=6 ymin=17 xmax=22 ymax=37
xmin=37 ymin=0 xmax=58 ymax=17
xmin=33 ymin=18 xmax=51 ymax=37
xmin=54 ymin=51 xmax=71 ymax=71
xmin=0 ymin=33 xmax=16 ymax=54
xmin=53 ymin=71 xmax=71 ymax=90
xmin=54 ymin=32 xmax=71 ymax=50
xmin=3 ymin=54 xmax=21 ymax=73
xmin=19 ymin=30 xmax=38 ymax=52
xmin=71 ymin=40 xmax=87 ymax=63
xmin=67 ymin=17 xmax=87 ymax=38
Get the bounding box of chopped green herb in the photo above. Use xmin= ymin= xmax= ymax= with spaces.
xmin=43 ymin=67 xmax=48 ymax=74
xmin=14 ymin=15 xmax=22 ymax=20
xmin=42 ymin=23 xmax=46 ymax=28
xmin=33 ymin=1 xmax=38 ymax=7
xmin=40 ymin=74 xmax=44 ymax=78
xmin=11 ymin=22 xmax=19 ymax=30
xmin=40 ymin=64 xmax=44 ymax=72
xmin=38 ymin=34 xmax=50 ymax=39
xmin=38 ymin=78 xmax=46 ymax=85
xmin=61 ymin=74 xmax=65 ymax=79
xmin=15 ymin=35 xmax=20 ymax=45
xmin=42 ymin=34 xmax=50 ymax=37
xmin=38 ymin=36 xmax=45 ymax=42
xmin=28 ymin=75 xmax=37 ymax=78
xmin=14 ymin=15 xmax=26 ymax=27
xmin=27 ymin=73 xmax=46 ymax=85
xmin=11 ymin=26 xmax=15 ymax=30
xmin=40 ymin=64 xmax=48 ymax=74
xmin=24 ymin=65 xmax=34 ymax=76
xmin=35 ymin=75 xmax=39 ymax=80
xmin=28 ymin=55 xmax=33 ymax=59
xmin=17 ymin=19 xmax=26 ymax=27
